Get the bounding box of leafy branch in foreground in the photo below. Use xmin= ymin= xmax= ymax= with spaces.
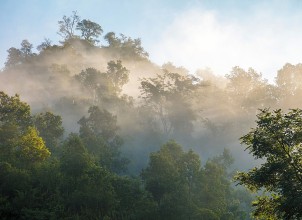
xmin=235 ymin=108 xmax=302 ymax=219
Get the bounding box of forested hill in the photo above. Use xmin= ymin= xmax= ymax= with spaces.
xmin=1 ymin=12 xmax=302 ymax=219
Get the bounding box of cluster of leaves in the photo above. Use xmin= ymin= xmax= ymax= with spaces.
xmin=140 ymin=71 xmax=200 ymax=137
xmin=104 ymin=32 xmax=149 ymax=59
xmin=5 ymin=40 xmax=35 ymax=68
xmin=142 ymin=141 xmax=251 ymax=220
xmin=236 ymin=109 xmax=302 ymax=219
xmin=58 ymin=11 xmax=103 ymax=45
xmin=74 ymin=60 xmax=129 ymax=107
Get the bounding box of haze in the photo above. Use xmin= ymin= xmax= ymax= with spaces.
xmin=2 ymin=0 xmax=302 ymax=82
xmin=1 ymin=1 xmax=302 ymax=219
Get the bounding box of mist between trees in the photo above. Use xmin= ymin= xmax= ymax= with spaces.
xmin=1 ymin=11 xmax=302 ymax=219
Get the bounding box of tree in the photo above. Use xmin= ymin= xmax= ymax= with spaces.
xmin=5 ymin=40 xmax=34 ymax=68
xmin=76 ymin=19 xmax=103 ymax=44
xmin=20 ymin=40 xmax=33 ymax=57
xmin=0 ymin=92 xmax=32 ymax=129
xmin=104 ymin=32 xmax=120 ymax=47
xmin=141 ymin=140 xmax=202 ymax=220
xmin=0 ymin=92 xmax=32 ymax=164
xmin=79 ymin=106 xmax=119 ymax=142
xmin=106 ymin=60 xmax=129 ymax=93
xmin=17 ymin=127 xmax=50 ymax=167
xmin=57 ymin=11 xmax=80 ymax=40
xmin=36 ymin=38 xmax=52 ymax=52
xmin=75 ymin=67 xmax=108 ymax=104
xmin=275 ymin=63 xmax=302 ymax=108
xmin=5 ymin=47 xmax=22 ymax=68
xmin=33 ymin=112 xmax=64 ymax=151
xmin=0 ymin=162 xmax=31 ymax=219
xmin=120 ymin=35 xmax=149 ymax=59
xmin=235 ymin=108 xmax=302 ymax=219
xmin=78 ymin=106 xmax=128 ymax=173
xmin=226 ymin=66 xmax=276 ymax=112
xmin=142 ymin=141 xmax=251 ymax=220
xmin=103 ymin=32 xmax=149 ymax=59
xmin=60 ymin=134 xmax=91 ymax=178
xmin=140 ymin=71 xmax=200 ymax=137
xmin=75 ymin=62 xmax=129 ymax=106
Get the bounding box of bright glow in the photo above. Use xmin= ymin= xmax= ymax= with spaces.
xmin=149 ymin=7 xmax=302 ymax=82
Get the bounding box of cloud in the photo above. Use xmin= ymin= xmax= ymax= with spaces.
xmin=149 ymin=6 xmax=302 ymax=82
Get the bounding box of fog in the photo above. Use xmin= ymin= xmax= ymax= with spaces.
xmin=2 ymin=14 xmax=302 ymax=175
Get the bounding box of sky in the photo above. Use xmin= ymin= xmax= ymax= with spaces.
xmin=1 ymin=0 xmax=302 ymax=82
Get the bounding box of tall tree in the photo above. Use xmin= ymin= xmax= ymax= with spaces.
xmin=104 ymin=32 xmax=120 ymax=47
xmin=226 ymin=66 xmax=276 ymax=112
xmin=33 ymin=112 xmax=64 ymax=151
xmin=5 ymin=40 xmax=34 ymax=68
xmin=57 ymin=11 xmax=80 ymax=40
xmin=76 ymin=19 xmax=103 ymax=44
xmin=106 ymin=60 xmax=129 ymax=93
xmin=140 ymin=71 xmax=200 ymax=137
xmin=5 ymin=47 xmax=22 ymax=68
xmin=17 ymin=127 xmax=50 ymax=167
xmin=60 ymin=134 xmax=91 ymax=178
xmin=235 ymin=108 xmax=302 ymax=219
xmin=75 ymin=61 xmax=129 ymax=106
xmin=275 ymin=63 xmax=302 ymax=108
xmin=20 ymin=40 xmax=33 ymax=57
xmin=104 ymin=32 xmax=149 ymax=59
xmin=0 ymin=92 xmax=32 ymax=164
xmin=36 ymin=38 xmax=52 ymax=52
xmin=78 ymin=106 xmax=128 ymax=173
xmin=0 ymin=92 xmax=32 ymax=129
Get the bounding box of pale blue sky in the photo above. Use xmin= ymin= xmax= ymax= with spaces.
xmin=1 ymin=0 xmax=302 ymax=81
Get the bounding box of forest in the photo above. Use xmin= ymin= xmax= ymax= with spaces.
xmin=1 ymin=11 xmax=302 ymax=219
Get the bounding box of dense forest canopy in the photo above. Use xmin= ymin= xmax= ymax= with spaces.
xmin=1 ymin=12 xmax=302 ymax=219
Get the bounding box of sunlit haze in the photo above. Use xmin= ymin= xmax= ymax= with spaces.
xmin=1 ymin=0 xmax=302 ymax=82
xmin=2 ymin=1 xmax=302 ymax=218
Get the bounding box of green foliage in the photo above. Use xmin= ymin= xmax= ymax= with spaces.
xmin=226 ymin=67 xmax=276 ymax=112
xmin=36 ymin=38 xmax=52 ymax=52
xmin=76 ymin=19 xmax=103 ymax=44
xmin=58 ymin=11 xmax=103 ymax=45
xmin=194 ymin=208 xmax=220 ymax=220
xmin=79 ymin=106 xmax=119 ymax=142
xmin=74 ymin=61 xmax=129 ymax=107
xmin=0 ymin=92 xmax=34 ymax=164
xmin=276 ymin=63 xmax=302 ymax=98
xmin=57 ymin=11 xmax=80 ymax=40
xmin=5 ymin=40 xmax=35 ymax=68
xmin=236 ymin=108 xmax=302 ymax=219
xmin=0 ymin=91 xmax=32 ymax=128
xmin=60 ymin=134 xmax=91 ymax=178
xmin=0 ymin=162 xmax=31 ymax=219
xmin=5 ymin=47 xmax=22 ymax=68
xmin=33 ymin=111 xmax=64 ymax=151
xmin=104 ymin=32 xmax=149 ymax=59
xmin=20 ymin=39 xmax=33 ymax=57
xmin=140 ymin=71 xmax=200 ymax=137
xmin=107 ymin=60 xmax=129 ymax=93
xmin=142 ymin=140 xmax=248 ymax=220
xmin=17 ymin=127 xmax=50 ymax=166
xmin=78 ymin=106 xmax=129 ymax=173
